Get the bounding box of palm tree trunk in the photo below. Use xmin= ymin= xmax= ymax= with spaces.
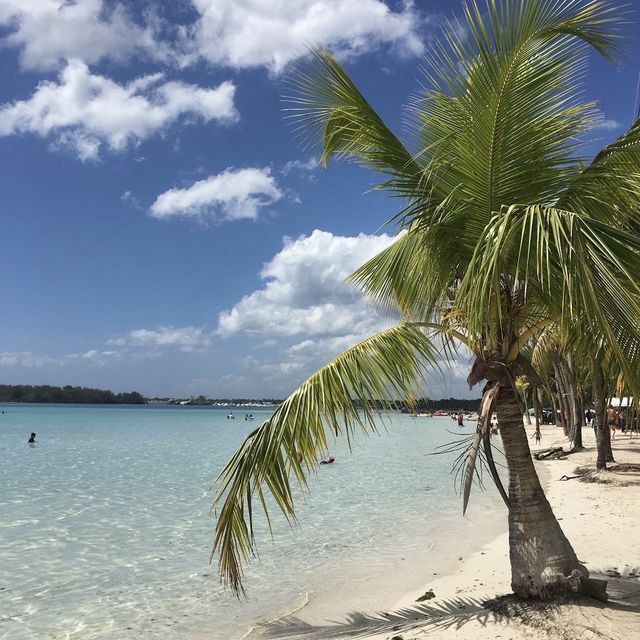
xmin=567 ymin=363 xmax=583 ymax=450
xmin=567 ymin=356 xmax=583 ymax=450
xmin=592 ymin=360 xmax=608 ymax=471
xmin=554 ymin=367 xmax=571 ymax=437
xmin=550 ymin=392 xmax=562 ymax=429
xmin=496 ymin=383 xmax=589 ymax=597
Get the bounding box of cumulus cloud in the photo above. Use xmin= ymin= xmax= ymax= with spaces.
xmin=0 ymin=0 xmax=164 ymax=71
xmin=187 ymin=0 xmax=425 ymax=73
xmin=0 ymin=327 xmax=212 ymax=371
xmin=0 ymin=351 xmax=57 ymax=367
xmin=594 ymin=118 xmax=621 ymax=131
xmin=0 ymin=349 xmax=122 ymax=367
xmin=281 ymin=157 xmax=320 ymax=175
xmin=108 ymin=326 xmax=214 ymax=352
xmin=149 ymin=167 xmax=283 ymax=221
xmin=0 ymin=60 xmax=237 ymax=160
xmin=63 ymin=349 xmax=123 ymax=366
xmin=1 ymin=1 xmax=426 ymax=76
xmin=217 ymin=229 xmax=397 ymax=338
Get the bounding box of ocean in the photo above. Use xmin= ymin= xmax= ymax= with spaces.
xmin=0 ymin=404 xmax=501 ymax=639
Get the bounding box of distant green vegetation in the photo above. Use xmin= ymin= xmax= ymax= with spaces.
xmin=415 ymin=398 xmax=481 ymax=411
xmin=0 ymin=384 xmax=145 ymax=404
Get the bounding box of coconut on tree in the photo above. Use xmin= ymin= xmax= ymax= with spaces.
xmin=212 ymin=0 xmax=640 ymax=599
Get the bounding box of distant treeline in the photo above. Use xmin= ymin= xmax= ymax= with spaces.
xmin=415 ymin=397 xmax=481 ymax=411
xmin=0 ymin=384 xmax=146 ymax=404
xmin=352 ymin=397 xmax=482 ymax=411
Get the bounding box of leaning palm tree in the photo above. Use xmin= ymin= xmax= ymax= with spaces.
xmin=213 ymin=0 xmax=640 ymax=599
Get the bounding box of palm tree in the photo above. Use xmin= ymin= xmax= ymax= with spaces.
xmin=213 ymin=0 xmax=640 ymax=599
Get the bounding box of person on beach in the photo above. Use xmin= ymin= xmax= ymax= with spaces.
xmin=28 ymin=432 xmax=36 ymax=443
xmin=530 ymin=430 xmax=541 ymax=445
xmin=585 ymin=409 xmax=593 ymax=426
xmin=618 ymin=409 xmax=626 ymax=434
xmin=457 ymin=413 xmax=464 ymax=426
xmin=607 ymin=406 xmax=617 ymax=439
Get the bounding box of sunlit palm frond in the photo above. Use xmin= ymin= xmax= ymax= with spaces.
xmin=212 ymin=323 xmax=439 ymax=594
xmin=409 ymin=0 xmax=621 ymax=235
xmin=284 ymin=49 xmax=438 ymax=212
xmin=348 ymin=227 xmax=456 ymax=320
xmin=531 ymin=323 xmax=562 ymax=379
xmin=560 ymin=117 xmax=640 ymax=228
xmin=461 ymin=204 xmax=640 ymax=383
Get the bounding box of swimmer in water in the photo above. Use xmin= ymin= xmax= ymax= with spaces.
xmin=28 ymin=432 xmax=37 ymax=443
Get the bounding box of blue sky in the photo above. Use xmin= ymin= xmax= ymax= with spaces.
xmin=0 ymin=0 xmax=638 ymax=399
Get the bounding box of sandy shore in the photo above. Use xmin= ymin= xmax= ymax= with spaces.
xmin=253 ymin=424 xmax=640 ymax=640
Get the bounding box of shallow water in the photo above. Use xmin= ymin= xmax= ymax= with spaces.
xmin=0 ymin=404 xmax=496 ymax=639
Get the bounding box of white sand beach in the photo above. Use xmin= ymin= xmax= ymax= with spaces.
xmin=254 ymin=424 xmax=640 ymax=640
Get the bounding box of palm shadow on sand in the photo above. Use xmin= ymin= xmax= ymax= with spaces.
xmin=257 ymin=595 xmax=511 ymax=639
xmin=257 ymin=571 xmax=640 ymax=640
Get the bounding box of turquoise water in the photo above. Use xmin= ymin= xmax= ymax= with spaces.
xmin=0 ymin=404 xmax=495 ymax=639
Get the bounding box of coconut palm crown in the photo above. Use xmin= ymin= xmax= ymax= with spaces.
xmin=212 ymin=0 xmax=640 ymax=599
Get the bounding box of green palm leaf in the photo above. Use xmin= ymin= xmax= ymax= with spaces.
xmin=560 ymin=118 xmax=640 ymax=228
xmin=409 ymin=0 xmax=621 ymax=235
xmin=461 ymin=204 xmax=640 ymax=382
xmin=212 ymin=323 xmax=439 ymax=594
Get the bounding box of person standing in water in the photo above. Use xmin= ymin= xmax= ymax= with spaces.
xmin=28 ymin=432 xmax=36 ymax=443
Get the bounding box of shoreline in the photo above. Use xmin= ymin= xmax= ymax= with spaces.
xmin=249 ymin=423 xmax=640 ymax=640
xmin=234 ymin=498 xmax=506 ymax=639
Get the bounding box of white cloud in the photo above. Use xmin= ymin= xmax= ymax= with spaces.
xmin=63 ymin=349 xmax=124 ymax=367
xmin=108 ymin=326 xmax=214 ymax=352
xmin=0 ymin=0 xmax=164 ymax=71
xmin=187 ymin=0 xmax=425 ymax=73
xmin=149 ymin=167 xmax=283 ymax=221
xmin=0 ymin=351 xmax=57 ymax=367
xmin=217 ymin=229 xmax=397 ymax=338
xmin=281 ymin=158 xmax=320 ymax=175
xmin=0 ymin=349 xmax=122 ymax=367
xmin=0 ymin=60 xmax=237 ymax=160
xmin=1 ymin=1 xmax=426 ymax=76
xmin=594 ymin=118 xmax=621 ymax=131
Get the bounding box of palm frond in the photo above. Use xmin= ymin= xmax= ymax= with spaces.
xmin=284 ymin=49 xmax=436 ymax=208
xmin=461 ymin=204 xmax=640 ymax=385
xmin=348 ymin=227 xmax=458 ymax=321
xmin=211 ymin=323 xmax=439 ymax=594
xmin=560 ymin=117 xmax=640 ymax=228
xmin=409 ymin=0 xmax=622 ymax=233
xmin=463 ymin=384 xmax=500 ymax=514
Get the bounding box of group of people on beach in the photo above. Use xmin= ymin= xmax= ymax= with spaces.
xmin=605 ymin=407 xmax=637 ymax=439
